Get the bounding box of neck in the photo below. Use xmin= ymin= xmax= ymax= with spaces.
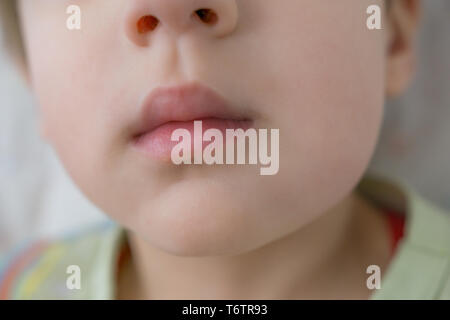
xmin=118 ymin=191 xmax=390 ymax=299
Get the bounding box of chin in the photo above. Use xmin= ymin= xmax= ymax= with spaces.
xmin=133 ymin=182 xmax=261 ymax=257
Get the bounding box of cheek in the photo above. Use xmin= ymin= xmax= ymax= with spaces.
xmin=246 ymin=0 xmax=386 ymax=218
xmin=233 ymin=0 xmax=385 ymax=172
xmin=21 ymin=4 xmax=128 ymax=188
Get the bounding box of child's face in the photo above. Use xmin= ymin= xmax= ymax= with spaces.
xmin=19 ymin=0 xmax=391 ymax=255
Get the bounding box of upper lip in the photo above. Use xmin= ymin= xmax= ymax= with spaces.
xmin=135 ymin=82 xmax=253 ymax=136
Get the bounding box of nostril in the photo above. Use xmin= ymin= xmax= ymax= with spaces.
xmin=193 ymin=9 xmax=218 ymax=25
xmin=137 ymin=15 xmax=159 ymax=34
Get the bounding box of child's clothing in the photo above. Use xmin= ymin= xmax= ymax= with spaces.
xmin=1 ymin=174 xmax=450 ymax=299
xmin=386 ymin=209 xmax=406 ymax=255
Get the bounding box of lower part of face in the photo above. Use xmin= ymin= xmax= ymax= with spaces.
xmin=19 ymin=0 xmax=385 ymax=256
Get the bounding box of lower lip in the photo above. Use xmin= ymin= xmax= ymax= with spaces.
xmin=132 ymin=118 xmax=254 ymax=161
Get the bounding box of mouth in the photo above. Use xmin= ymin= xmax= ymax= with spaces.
xmin=132 ymin=83 xmax=255 ymax=161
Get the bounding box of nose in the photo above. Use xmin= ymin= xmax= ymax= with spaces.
xmin=124 ymin=0 xmax=239 ymax=46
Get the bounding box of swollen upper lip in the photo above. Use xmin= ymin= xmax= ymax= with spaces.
xmin=135 ymin=83 xmax=252 ymax=136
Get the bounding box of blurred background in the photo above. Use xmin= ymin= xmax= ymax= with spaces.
xmin=0 ymin=1 xmax=449 ymax=253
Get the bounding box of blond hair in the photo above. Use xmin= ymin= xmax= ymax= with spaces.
xmin=0 ymin=0 xmax=26 ymax=66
